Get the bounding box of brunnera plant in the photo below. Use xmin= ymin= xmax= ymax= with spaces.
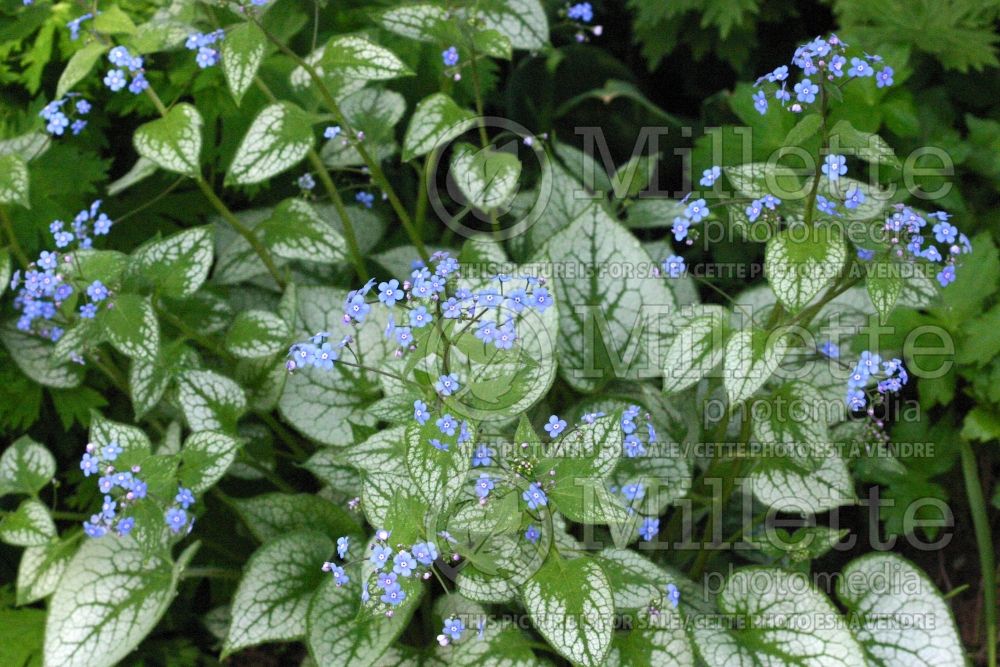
xmin=0 ymin=1 xmax=983 ymax=666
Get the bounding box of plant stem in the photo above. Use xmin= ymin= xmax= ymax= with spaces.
xmin=960 ymin=439 xmax=997 ymax=667
xmin=249 ymin=18 xmax=429 ymax=260
xmin=181 ymin=566 xmax=241 ymax=580
xmin=195 ymin=178 xmax=287 ymax=289
xmin=306 ymin=151 xmax=369 ymax=282
xmin=803 ymin=85 xmax=829 ymax=227
xmin=51 ymin=510 xmax=90 ymax=520
xmin=0 ymin=205 xmax=29 ymax=267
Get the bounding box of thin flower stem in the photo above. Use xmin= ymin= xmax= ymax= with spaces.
xmin=248 ymin=17 xmax=429 ymax=261
xmin=195 ymin=177 xmax=287 ymax=289
xmin=0 ymin=205 xmax=29 ymax=268
xmin=181 ymin=566 xmax=241 ymax=580
xmin=960 ymin=440 xmax=997 ymax=667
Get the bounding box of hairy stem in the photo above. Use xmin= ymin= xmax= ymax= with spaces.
xmin=960 ymin=440 xmax=997 ymax=667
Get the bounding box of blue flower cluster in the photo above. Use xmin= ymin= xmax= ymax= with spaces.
xmin=441 ymin=46 xmax=459 ymax=68
xmin=79 ymin=441 xmax=149 ymax=538
xmin=845 ymin=352 xmax=908 ymax=411
xmin=185 ymin=30 xmax=225 ymax=68
xmin=875 ymin=204 xmax=971 ymax=287
xmin=415 ymin=398 xmax=474 ymax=453
xmin=745 ymin=193 xmax=782 ymax=223
xmin=9 ymin=202 xmax=114 ymax=341
xmin=603 ymin=406 xmax=663 ymax=542
xmin=566 ymin=2 xmax=602 ymax=42
xmin=353 ymin=530 xmax=442 ymax=616
xmin=104 ymin=46 xmax=148 ymax=94
xmin=39 ymin=95 xmax=91 ymax=136
xmin=753 ymin=34 xmax=893 ymax=115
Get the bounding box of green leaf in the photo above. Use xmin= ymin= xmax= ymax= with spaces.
xmin=221 ymin=22 xmax=266 ymax=105
xmin=90 ymin=411 xmax=152 ymax=456
xmin=837 ymin=553 xmax=964 ymax=666
xmin=44 ymin=538 xmax=197 ymax=667
xmin=450 ymin=142 xmax=522 ymax=211
xmin=747 ymin=381 xmax=855 ymax=514
xmin=866 ymin=261 xmax=903 ymax=323
xmin=177 ymin=370 xmax=247 ymax=432
xmin=0 ymin=435 xmax=55 ymax=497
xmin=307 ymin=576 xmax=417 ymax=667
xmin=0 ymin=153 xmax=30 ymax=207
xmin=828 ymin=120 xmax=901 ymax=168
xmin=691 ymin=567 xmax=864 ymax=667
xmin=0 ymin=608 xmax=44 ymax=667
xmin=321 ymin=88 xmax=406 ymax=168
xmin=474 ymin=28 xmax=514 ymax=60
xmin=92 ymin=4 xmax=136 ymax=34
xmin=320 ymin=35 xmax=413 ymax=81
xmin=230 ymin=493 xmax=362 ymax=543
xmin=0 ymin=498 xmax=55 ymax=546
xmin=961 ymin=406 xmax=1000 ymax=443
xmin=405 ymin=419 xmax=472 ymax=512
xmin=724 ymin=162 xmax=807 ymax=202
xmin=127 ymin=226 xmax=213 ymax=298
xmin=56 ymin=42 xmax=107 ymax=99
xmin=16 ymin=535 xmax=77 ymax=605
xmin=782 ymin=113 xmax=822 ymax=147
xmin=224 ymin=530 xmax=333 ymax=656
xmin=376 ymin=4 xmax=449 ymax=40
xmin=594 ymin=548 xmax=679 ymax=611
xmin=522 ymin=556 xmax=614 ymax=667
xmin=765 ymin=227 xmax=846 ymax=311
xmin=99 ymin=293 xmax=160 ymax=361
xmin=227 ymin=102 xmax=314 ymax=185
xmin=401 ymin=93 xmax=476 ymax=161
xmin=662 ymin=305 xmax=729 ymax=394
xmin=477 ymin=0 xmax=550 ymax=50
xmin=178 ymin=431 xmax=241 ymax=493
xmin=0 ymin=326 xmax=84 ymax=388
xmin=535 ymin=205 xmax=675 ymax=392
xmin=723 ymin=328 xmax=789 ymax=405
xmin=0 ymin=250 xmax=10 ymax=300
xmin=133 ymin=103 xmax=203 ymax=177
xmin=262 ymin=198 xmax=348 ymax=263
xmin=608 ymin=620 xmax=696 ymax=666
xmin=226 ymin=309 xmax=291 ymax=358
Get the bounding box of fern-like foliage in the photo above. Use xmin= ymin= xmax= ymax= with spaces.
xmin=831 ymin=0 xmax=1000 ymax=72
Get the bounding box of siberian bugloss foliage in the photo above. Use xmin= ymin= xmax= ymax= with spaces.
xmin=0 ymin=1 xmax=994 ymax=666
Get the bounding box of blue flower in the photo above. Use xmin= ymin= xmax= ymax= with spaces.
xmin=819 ymin=341 xmax=840 ymax=358
xmin=662 ymin=255 xmax=685 ymax=278
xmin=337 ymin=536 xmax=349 ymax=559
xmin=544 ymin=415 xmax=567 ymax=438
xmin=117 ymin=517 xmax=135 ymax=536
xmin=921 ymin=246 xmax=942 ymax=263
xmin=471 ymin=444 xmax=493 ymax=467
xmin=522 ymin=483 xmax=547 ymax=510
xmin=443 ymin=617 xmax=465 ymax=641
xmin=412 ymin=542 xmax=438 ymax=565
xmin=671 ymin=217 xmax=690 ymax=242
xmin=345 ymin=294 xmax=371 ymax=323
xmin=83 ymin=520 xmax=106 ymax=538
xmin=297 ymin=173 xmax=316 ymax=190
xmin=100 ymin=495 xmax=117 ymax=520
xmin=435 ymin=373 xmax=460 ymax=396
xmin=370 ymin=545 xmax=393 ymax=570
xmin=101 ymin=441 xmax=122 ymax=460
xmin=684 ymin=198 xmax=708 ymax=222
xmin=175 ymin=487 xmax=195 ymax=508
xmin=846 ymin=388 xmax=866 ymax=411
xmin=856 ymin=248 xmax=875 ymax=261
xmin=195 ymin=46 xmax=220 ymax=68
xmin=937 ymin=265 xmax=955 ymax=287
xmin=108 ymin=46 xmax=133 ymax=68
xmin=79 ymin=303 xmax=98 ymax=319
xmin=822 ymin=154 xmax=847 ymax=180
xmin=436 ymin=414 xmax=457 ymax=436
xmin=376 ymin=570 xmax=398 ymax=590
xmin=816 ymin=195 xmax=840 ymax=216
xmin=331 ymin=564 xmax=349 ymax=586
xmin=844 ymin=186 xmax=865 ymax=210
xmin=393 ymin=550 xmax=418 ymax=577
xmin=665 ymin=583 xmax=680 ymax=608
xmin=745 ymin=199 xmax=763 ymax=222
xmin=394 ymin=327 xmax=413 ymax=346
xmin=475 ymin=322 xmax=497 ymax=345
xmin=93 ymin=214 xmax=112 ymax=235
xmin=104 ymin=69 xmax=127 ymax=92
xmin=413 ymin=400 xmax=430 ymax=425
xmin=442 ymin=46 xmax=459 ymax=67
xmin=875 ymin=66 xmax=894 ymax=88
xmin=848 ymin=57 xmax=873 ymax=78
xmin=932 ymin=222 xmax=957 ymax=244
xmin=356 ymin=191 xmax=375 ymax=209
xmin=378 ymin=279 xmax=404 ymax=307
xmin=86 ymin=280 xmax=109 ymax=302
xmin=761 ymin=194 xmax=781 ymax=210
xmin=699 ymin=166 xmax=721 ymax=187
xmin=475 ymin=474 xmax=495 ymax=499
xmin=165 ymin=508 xmax=188 ymax=534
xmin=624 ymin=434 xmax=645 ymax=458
xmin=532 ymin=287 xmax=554 ymax=312
xmin=524 ymin=525 xmax=540 ymax=543
xmin=639 ymin=517 xmax=659 ymax=541
xmin=409 ymin=306 xmax=432 ymax=328
xmin=324 ymin=125 xmax=342 ymax=140
xmin=98 ymin=476 xmax=113 ymax=493
xmin=381 ymin=586 xmax=406 ymax=606
xmin=127 ymin=73 xmax=149 ymax=94
xmin=429 ymin=438 xmax=449 ymax=452
xmin=794 ymin=78 xmax=818 ymax=104
xmin=80 ymin=453 xmax=99 ymax=476
xmin=752 ymin=89 xmax=768 ymax=115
